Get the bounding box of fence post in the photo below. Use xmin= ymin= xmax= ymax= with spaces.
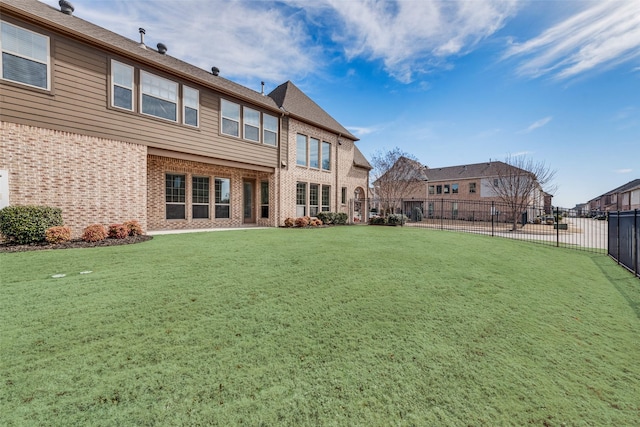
xmin=617 ymin=211 xmax=621 ymax=265
xmin=556 ymin=206 xmax=560 ymax=247
xmin=491 ymin=201 xmax=495 ymax=237
xmin=635 ymin=209 xmax=638 ymax=277
xmin=440 ymin=199 xmax=444 ymax=230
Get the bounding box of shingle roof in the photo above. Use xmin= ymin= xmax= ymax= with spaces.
xmin=268 ymin=81 xmax=357 ymax=140
xmin=603 ymin=179 xmax=640 ymax=196
xmin=424 ymin=161 xmax=524 ymax=181
xmin=353 ymin=146 xmax=372 ymax=170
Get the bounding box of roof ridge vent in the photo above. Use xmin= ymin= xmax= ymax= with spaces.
xmin=157 ymin=43 xmax=167 ymax=55
xmin=59 ymin=0 xmax=74 ymax=15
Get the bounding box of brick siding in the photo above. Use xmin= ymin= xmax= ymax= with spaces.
xmin=0 ymin=122 xmax=147 ymax=238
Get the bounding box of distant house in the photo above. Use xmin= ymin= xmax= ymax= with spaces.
xmin=587 ymin=179 xmax=640 ymax=213
xmin=373 ymin=158 xmax=549 ymax=221
xmin=0 ymin=0 xmax=371 ymax=236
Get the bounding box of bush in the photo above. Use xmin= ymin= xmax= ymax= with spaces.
xmin=309 ymin=218 xmax=323 ymax=227
xmin=124 ymin=220 xmax=143 ymax=236
xmin=387 ymin=214 xmax=408 ymax=225
xmin=413 ymin=207 xmax=424 ymax=222
xmin=45 ymin=226 xmax=72 ymax=244
xmin=333 ymin=213 xmax=348 ymax=225
xmin=283 ymin=217 xmax=295 ymax=228
xmin=108 ymin=224 xmax=129 ymax=239
xmin=295 ymin=217 xmax=309 ymax=228
xmin=82 ymin=224 xmax=108 ymax=242
xmin=368 ymin=216 xmax=386 ymax=225
xmin=316 ymin=212 xmax=336 ymax=225
xmin=0 ymin=205 xmax=63 ymax=244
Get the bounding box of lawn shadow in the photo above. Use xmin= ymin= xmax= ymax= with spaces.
xmin=590 ymin=254 xmax=640 ymax=320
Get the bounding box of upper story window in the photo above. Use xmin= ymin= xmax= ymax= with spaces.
xmin=141 ymin=71 xmax=178 ymax=121
xmin=296 ymin=134 xmax=307 ymax=166
xmin=452 ymin=183 xmax=459 ymax=194
xmin=111 ymin=60 xmax=133 ymax=111
xmin=221 ymin=99 xmax=240 ymax=137
xmin=183 ymin=86 xmax=199 ymax=127
xmin=429 ymin=185 xmax=435 ymax=195
xmin=243 ymin=107 xmax=260 ymax=142
xmin=263 ymin=114 xmax=278 ymax=146
xmin=444 ymin=184 xmax=450 ymax=194
xmin=322 ymin=141 xmax=331 ymax=171
xmin=0 ymin=21 xmax=50 ymax=90
xmin=469 ymin=182 xmax=476 ymax=193
xmin=309 ymin=137 xmax=320 ymax=169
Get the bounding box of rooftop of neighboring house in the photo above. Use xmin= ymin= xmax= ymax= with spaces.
xmin=588 ymin=178 xmax=640 ymax=203
xmin=381 ymin=157 xmax=528 ymax=182
xmin=1 ymin=0 xmax=359 ymax=141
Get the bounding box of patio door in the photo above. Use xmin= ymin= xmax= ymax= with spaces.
xmin=243 ymin=180 xmax=255 ymax=224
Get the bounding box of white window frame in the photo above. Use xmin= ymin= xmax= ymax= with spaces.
xmin=221 ymin=99 xmax=240 ymax=137
xmin=111 ymin=60 xmax=134 ymax=111
xmin=140 ymin=70 xmax=178 ymax=122
xmin=263 ymin=113 xmax=278 ymax=146
xmin=243 ymin=107 xmax=260 ymax=142
xmin=309 ymin=137 xmax=320 ymax=169
xmin=321 ymin=141 xmax=331 ymax=171
xmin=0 ymin=21 xmax=50 ymax=90
xmin=296 ymin=134 xmax=308 ymax=166
xmin=183 ymin=85 xmax=199 ymax=127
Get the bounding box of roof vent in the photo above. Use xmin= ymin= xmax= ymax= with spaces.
xmin=157 ymin=43 xmax=167 ymax=55
xmin=59 ymin=0 xmax=74 ymax=15
xmin=261 ymin=81 xmax=265 ymax=95
xmin=138 ymin=28 xmax=146 ymax=49
xmin=211 ymin=67 xmax=220 ymax=76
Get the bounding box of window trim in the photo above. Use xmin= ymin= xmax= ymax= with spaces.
xmin=214 ymin=177 xmax=231 ymax=219
xmin=263 ymin=113 xmax=278 ymax=146
xmin=140 ymin=70 xmax=178 ymax=122
xmin=469 ymin=182 xmax=477 ymax=194
xmin=165 ymin=173 xmax=186 ymax=220
xmin=321 ymin=141 xmax=331 ymax=171
xmin=0 ymin=20 xmax=51 ymax=91
xmin=296 ymin=182 xmax=307 ymax=216
xmin=221 ymin=99 xmax=241 ymax=138
xmin=192 ymin=176 xmax=210 ymax=219
xmin=111 ymin=59 xmax=134 ymax=112
xmin=341 ymin=187 xmax=347 ymax=205
xmin=183 ymin=85 xmax=199 ymax=127
xmin=296 ymin=134 xmax=308 ymax=167
xmin=260 ymin=181 xmax=270 ymax=219
xmin=321 ymin=185 xmax=330 ymax=212
xmin=243 ymin=106 xmax=261 ymax=142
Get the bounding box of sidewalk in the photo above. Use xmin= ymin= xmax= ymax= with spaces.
xmin=148 ymin=226 xmax=270 ymax=236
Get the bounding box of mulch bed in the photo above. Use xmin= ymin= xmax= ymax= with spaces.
xmin=0 ymin=235 xmax=153 ymax=253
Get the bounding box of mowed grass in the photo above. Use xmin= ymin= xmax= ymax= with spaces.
xmin=1 ymin=227 xmax=639 ymax=426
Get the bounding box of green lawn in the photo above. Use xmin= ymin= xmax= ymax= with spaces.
xmin=1 ymin=226 xmax=639 ymax=426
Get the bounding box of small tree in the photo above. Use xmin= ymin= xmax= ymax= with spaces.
xmin=370 ymin=148 xmax=426 ymax=216
xmin=489 ymin=155 xmax=556 ymax=231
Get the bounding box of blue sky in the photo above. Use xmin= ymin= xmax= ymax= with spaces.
xmin=45 ymin=0 xmax=639 ymax=207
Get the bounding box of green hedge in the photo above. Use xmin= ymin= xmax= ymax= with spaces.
xmin=0 ymin=205 xmax=64 ymax=244
xmin=316 ymin=212 xmax=348 ymax=225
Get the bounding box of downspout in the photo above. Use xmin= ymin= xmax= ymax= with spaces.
xmin=277 ymin=106 xmax=288 ymax=227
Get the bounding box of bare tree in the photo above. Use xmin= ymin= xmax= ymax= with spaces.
xmin=370 ymin=147 xmax=426 ymax=216
xmin=489 ymin=155 xmax=556 ymax=231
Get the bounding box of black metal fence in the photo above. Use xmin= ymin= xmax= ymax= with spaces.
xmin=364 ymin=198 xmax=608 ymax=254
xmin=608 ymin=210 xmax=639 ymax=278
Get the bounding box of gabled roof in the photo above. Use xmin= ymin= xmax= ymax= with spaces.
xmin=353 ymin=146 xmax=372 ymax=170
xmin=268 ymin=81 xmax=357 ymax=140
xmin=603 ymin=179 xmax=640 ymax=196
xmin=424 ymin=161 xmax=526 ymax=181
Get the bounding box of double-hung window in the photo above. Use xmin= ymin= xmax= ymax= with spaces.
xmin=192 ymin=176 xmax=209 ymax=219
xmin=321 ymin=185 xmax=330 ymax=212
xmin=452 ymin=183 xmax=459 ymax=194
xmin=166 ymin=174 xmax=186 ymax=219
xmin=263 ymin=114 xmax=278 ymax=146
xmin=0 ymin=21 xmax=50 ymax=90
xmin=469 ymin=182 xmax=477 ymax=193
xmin=309 ymin=184 xmax=319 ymax=216
xmin=141 ymin=71 xmax=177 ymax=121
xmin=296 ymin=182 xmax=307 ymax=216
xmin=215 ymin=178 xmax=231 ymax=219
xmin=243 ymin=107 xmax=260 ymax=142
xmin=111 ymin=60 xmax=134 ymax=110
xmin=296 ymin=134 xmax=307 ymax=166
xmin=221 ymin=99 xmax=240 ymax=137
xmin=183 ymin=86 xmax=199 ymax=127
xmin=321 ymin=142 xmax=331 ymax=171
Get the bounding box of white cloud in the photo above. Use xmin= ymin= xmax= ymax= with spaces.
xmin=520 ymin=116 xmax=552 ymax=133
xmin=347 ymin=126 xmax=383 ymax=137
xmin=504 ymin=1 xmax=640 ymax=79
xmin=292 ymin=0 xmax=519 ymax=83
xmin=615 ymin=168 xmax=633 ymax=174
xmin=46 ymin=0 xmax=318 ymax=84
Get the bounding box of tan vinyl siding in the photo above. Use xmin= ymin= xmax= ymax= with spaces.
xmin=0 ymin=18 xmax=278 ymax=169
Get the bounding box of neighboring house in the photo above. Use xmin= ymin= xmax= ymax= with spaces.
xmin=0 ymin=0 xmax=371 ymax=236
xmin=587 ymin=179 xmax=640 ymax=213
xmin=373 ymin=158 xmax=549 ymax=221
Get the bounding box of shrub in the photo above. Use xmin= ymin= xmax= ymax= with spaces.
xmin=108 ymin=224 xmax=129 ymax=239
xmin=283 ymin=217 xmax=295 ymax=228
xmin=413 ymin=207 xmax=424 ymax=222
xmin=368 ymin=216 xmax=386 ymax=225
xmin=316 ymin=211 xmax=336 ymax=225
xmin=309 ymin=218 xmax=323 ymax=227
xmin=0 ymin=205 xmax=63 ymax=244
xmin=295 ymin=217 xmax=309 ymax=227
xmin=333 ymin=213 xmax=348 ymax=225
xmin=387 ymin=214 xmax=408 ymax=225
xmin=45 ymin=226 xmax=72 ymax=244
xmin=82 ymin=224 xmax=108 ymax=242
xmin=124 ymin=220 xmax=143 ymax=236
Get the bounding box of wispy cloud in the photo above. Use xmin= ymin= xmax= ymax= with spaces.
xmin=293 ymin=0 xmax=519 ymax=83
xmin=519 ymin=116 xmax=552 ymax=133
xmin=504 ymin=2 xmax=640 ymax=79
xmin=615 ymin=168 xmax=633 ymax=174
xmin=348 ymin=125 xmax=383 ymax=137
